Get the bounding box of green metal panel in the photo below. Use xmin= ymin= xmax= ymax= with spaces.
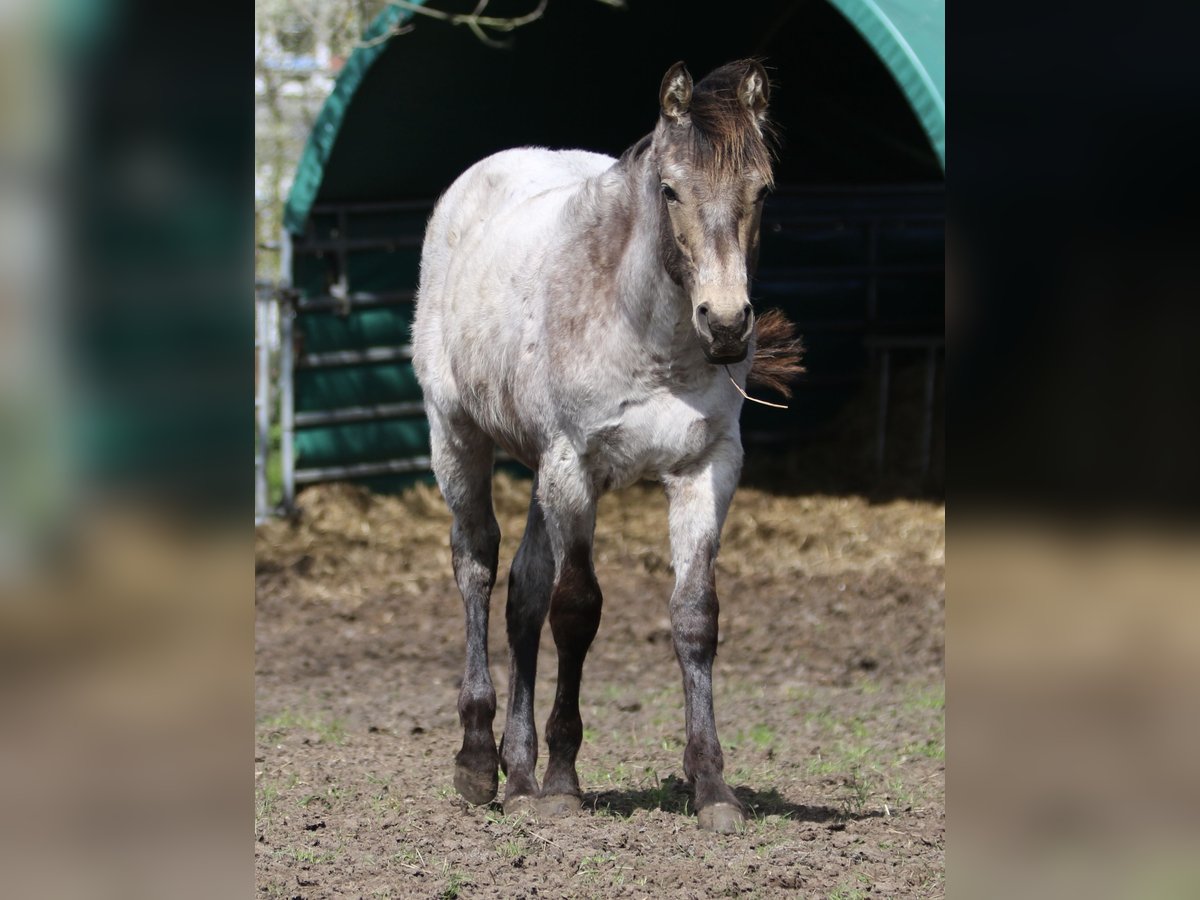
xmin=290 ymin=204 xmax=429 ymax=478
xmin=295 ymin=419 xmax=431 ymax=469
xmin=297 ymin=308 xmax=414 ymax=355
xmin=294 ymin=363 xmax=422 ymax=413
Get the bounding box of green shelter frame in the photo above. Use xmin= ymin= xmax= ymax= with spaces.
xmin=284 ymin=0 xmax=945 ymax=236
xmin=270 ymin=1 xmax=946 ymax=505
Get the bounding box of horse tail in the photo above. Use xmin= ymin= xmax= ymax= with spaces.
xmin=748 ymin=309 xmax=805 ymax=398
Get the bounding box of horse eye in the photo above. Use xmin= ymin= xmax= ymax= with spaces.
xmin=756 ymin=186 xmax=771 ymax=203
xmin=660 ymin=183 xmax=679 ymax=203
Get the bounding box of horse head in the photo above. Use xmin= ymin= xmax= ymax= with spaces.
xmin=652 ymin=59 xmax=776 ymax=364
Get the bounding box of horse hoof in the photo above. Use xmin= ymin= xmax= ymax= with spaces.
xmin=697 ymin=802 xmax=744 ymax=834
xmin=502 ymin=793 xmax=539 ymax=817
xmin=453 ymin=764 xmax=498 ymax=806
xmin=537 ymin=793 xmax=583 ymax=818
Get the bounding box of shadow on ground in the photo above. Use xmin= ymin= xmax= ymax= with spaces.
xmin=582 ymin=776 xmax=883 ymax=825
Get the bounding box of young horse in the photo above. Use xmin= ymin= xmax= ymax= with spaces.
xmin=413 ymin=60 xmax=802 ymax=833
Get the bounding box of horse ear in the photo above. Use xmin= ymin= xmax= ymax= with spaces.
xmin=739 ymin=61 xmax=770 ymax=123
xmin=659 ymin=61 xmax=693 ymax=123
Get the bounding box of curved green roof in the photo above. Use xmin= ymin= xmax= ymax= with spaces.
xmin=283 ymin=0 xmax=945 ymax=235
xmin=826 ymin=0 xmax=944 ymax=167
xmin=283 ymin=2 xmax=426 ymax=234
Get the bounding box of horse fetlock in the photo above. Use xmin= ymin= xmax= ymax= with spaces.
xmin=683 ymin=736 xmax=725 ymax=780
xmin=457 ymin=691 xmax=497 ymax=734
xmin=540 ymin=755 xmax=582 ymax=800
xmin=541 ymin=758 xmax=581 ymax=802
xmin=692 ymin=772 xmax=739 ymax=810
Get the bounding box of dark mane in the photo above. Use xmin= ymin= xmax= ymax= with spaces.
xmin=684 ymin=60 xmax=777 ymax=185
xmin=618 ymin=133 xmax=653 ymax=167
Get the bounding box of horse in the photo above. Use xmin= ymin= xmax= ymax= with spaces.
xmin=412 ymin=59 xmax=803 ymax=833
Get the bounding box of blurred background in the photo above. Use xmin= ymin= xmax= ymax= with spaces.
xmin=2 ymin=1 xmax=250 ymax=897
xmin=951 ymin=2 xmax=1200 ymax=897
xmin=0 ymin=0 xmax=1197 ymax=897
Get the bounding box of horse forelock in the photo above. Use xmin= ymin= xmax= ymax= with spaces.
xmin=674 ymin=63 xmax=776 ymax=186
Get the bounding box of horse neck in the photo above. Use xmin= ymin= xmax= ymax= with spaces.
xmin=602 ymin=145 xmax=692 ymax=347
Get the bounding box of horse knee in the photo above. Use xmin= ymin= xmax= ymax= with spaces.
xmin=455 ymin=513 xmax=499 ymax=558
xmin=451 ymin=516 xmax=500 ymax=592
xmin=670 ymin=570 xmax=719 ymax=663
xmin=507 ymin=539 xmax=552 ymax=629
xmin=549 ymin=556 xmax=602 ymax=651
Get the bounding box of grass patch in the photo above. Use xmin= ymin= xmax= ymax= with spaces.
xmin=584 ymin=760 xmax=633 ymax=787
xmin=391 ymin=847 xmax=423 ymax=870
xmin=727 ymin=723 xmax=777 ymax=752
xmin=484 ymin=808 xmax=528 ymax=828
xmin=278 ymin=845 xmax=339 ymax=865
xmin=576 ymin=851 xmax=624 ymax=884
xmin=258 ymin=709 xmax=347 ymax=745
xmin=841 ymin=767 xmax=873 ymax=814
xmin=748 ymin=723 xmax=777 ymax=749
xmin=806 ymin=754 xmax=841 ymax=777
xmin=256 ymin=784 xmax=279 ymax=823
xmin=299 ymin=784 xmax=345 ymax=810
xmin=885 ymin=777 xmax=916 ymax=811
xmin=903 ymin=737 xmax=945 ymax=760
xmin=496 ymin=838 xmax=527 ymax=859
xmin=829 ymin=873 xmax=872 ymax=900
xmin=856 ymin=677 xmax=882 ymax=696
xmin=438 ymin=863 xmax=472 ymax=899
xmin=905 ymin=683 xmax=945 ymax=712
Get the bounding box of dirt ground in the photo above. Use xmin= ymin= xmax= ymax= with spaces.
xmin=255 ymin=474 xmax=944 ymax=899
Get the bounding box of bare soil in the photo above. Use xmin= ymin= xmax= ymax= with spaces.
xmin=255 ymin=475 xmax=945 ymax=898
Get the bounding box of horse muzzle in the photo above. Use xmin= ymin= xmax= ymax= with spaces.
xmin=695 ymin=302 xmax=754 ymax=364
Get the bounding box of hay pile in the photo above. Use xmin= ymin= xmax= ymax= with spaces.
xmin=256 ymin=474 xmax=943 ymax=601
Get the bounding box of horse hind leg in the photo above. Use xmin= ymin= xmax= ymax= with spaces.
xmin=497 ymin=479 xmax=553 ymax=815
xmin=430 ymin=409 xmax=502 ymax=806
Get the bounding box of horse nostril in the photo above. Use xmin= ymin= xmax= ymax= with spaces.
xmin=742 ymin=304 xmax=753 ymax=320
xmin=697 ymin=304 xmax=709 ymax=319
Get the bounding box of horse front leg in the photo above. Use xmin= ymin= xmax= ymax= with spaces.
xmin=537 ymin=458 xmax=602 ymax=816
xmin=665 ymin=439 xmax=745 ymax=833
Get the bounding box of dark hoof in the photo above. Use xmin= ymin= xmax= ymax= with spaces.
xmin=454 ymin=763 xmax=498 ymax=806
xmin=697 ymin=802 xmax=744 ymax=834
xmin=537 ymin=793 xmax=582 ymax=818
xmin=502 ymin=792 xmax=539 ymax=817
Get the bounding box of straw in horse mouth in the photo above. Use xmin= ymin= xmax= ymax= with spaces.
xmin=726 ymin=366 xmax=789 ymax=409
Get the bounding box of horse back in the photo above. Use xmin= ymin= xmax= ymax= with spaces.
xmin=413 ymin=148 xmax=615 ymax=449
